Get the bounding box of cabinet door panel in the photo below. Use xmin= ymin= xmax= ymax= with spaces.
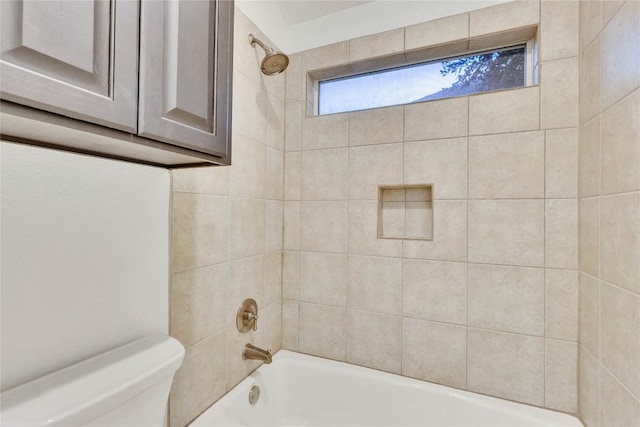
xmin=0 ymin=0 xmax=138 ymax=132
xmin=139 ymin=0 xmax=233 ymax=159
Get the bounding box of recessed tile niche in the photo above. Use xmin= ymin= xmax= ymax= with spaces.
xmin=378 ymin=185 xmax=433 ymax=240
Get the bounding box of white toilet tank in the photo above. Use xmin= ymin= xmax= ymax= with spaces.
xmin=1 ymin=335 xmax=185 ymax=427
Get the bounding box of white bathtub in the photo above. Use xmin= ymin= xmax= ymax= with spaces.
xmin=192 ymin=350 xmax=583 ymax=427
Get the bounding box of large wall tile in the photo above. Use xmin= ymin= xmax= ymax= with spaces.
xmin=259 ymin=300 xmax=283 ymax=353
xmin=545 ymin=269 xmax=579 ymax=341
xmin=468 ymin=264 xmax=544 ymax=336
xmin=468 ymin=200 xmax=544 ymax=267
xmin=403 ymin=259 xmax=467 ymax=325
xmin=404 ymin=97 xmax=468 ymax=142
xmin=347 ymin=310 xmax=401 ymax=374
xmin=299 ymin=252 xmax=347 ymax=306
xmin=301 ymin=148 xmax=348 ymax=200
xmin=350 ymin=28 xmax=404 ymax=62
xmin=172 ymin=193 xmax=229 ymax=272
xmin=404 ymin=138 xmax=468 ymax=199
xmin=230 ymin=136 xmax=266 ymax=198
xmin=349 ymin=106 xmax=404 ymax=146
xmin=601 ymin=0 xmax=640 ymax=109
xmin=266 ymin=94 xmax=285 ymax=151
xmin=348 ymin=200 xmax=402 ymax=258
xmin=540 ymin=57 xmax=579 ymax=129
xmin=469 ymin=87 xmax=539 ymax=135
xmin=405 ymin=13 xmax=469 ymax=50
xmin=579 ymin=117 xmax=601 ymax=198
xmin=600 ymin=193 xmax=640 ymax=294
xmin=302 ymin=41 xmax=350 ymax=72
xmin=171 ymin=264 xmax=228 ymax=347
xmin=545 ymin=339 xmax=578 ymax=413
xmin=264 ymin=252 xmax=283 ymax=306
xmin=600 ymin=368 xmax=640 ymax=427
xmin=467 ymin=328 xmax=544 ymax=406
xmin=403 ymin=200 xmax=467 ymax=262
xmin=579 ymin=0 xmax=602 ymax=50
xmin=300 ymin=201 xmax=347 ymax=253
xmin=348 ymin=255 xmax=402 ymax=315
xmin=579 ymin=198 xmax=599 ymax=277
xmin=284 ymin=151 xmax=301 ymax=200
xmin=579 ymin=273 xmax=600 ymax=358
xmin=226 ymin=324 xmax=260 ymax=388
xmin=282 ymin=251 xmax=299 ymax=300
xmin=470 ymin=0 xmax=539 ymax=37
xmin=282 ymin=300 xmax=299 ymax=350
xmin=541 ymin=0 xmax=579 ymax=61
xmin=228 ymin=256 xmax=264 ymax=321
xmin=299 ymin=303 xmax=346 ymax=361
xmin=283 ymin=201 xmax=300 ymax=250
xmin=349 ymin=143 xmax=403 ymax=200
xmin=232 ymin=73 xmax=267 ymax=142
xmin=285 ymin=53 xmax=302 ymax=104
xmin=301 ymin=114 xmax=349 ymax=150
xmin=265 ymin=201 xmax=283 ymax=253
xmin=579 ymin=346 xmax=601 ymax=427
xmin=469 ymin=131 xmax=544 ymax=199
xmin=229 ymin=198 xmax=266 ymax=259
xmin=546 ymin=128 xmax=578 ymax=198
xmin=170 ymin=330 xmax=227 ymax=427
xmin=285 ymin=102 xmax=302 ymax=151
xmin=546 ymin=199 xmax=578 ymax=269
xmin=579 ymin=36 xmax=601 ymax=125
xmin=402 ymin=318 xmax=466 ymax=389
xmin=265 ymin=146 xmax=284 ymax=200
xmin=172 ymin=167 xmax=230 ymax=196
xmin=601 ymin=89 xmax=640 ymax=195
xmin=600 ymin=283 xmax=640 ymax=396
xmin=602 ymin=1 xmax=625 ymax=27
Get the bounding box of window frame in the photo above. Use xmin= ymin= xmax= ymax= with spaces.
xmin=310 ymin=38 xmax=536 ymax=116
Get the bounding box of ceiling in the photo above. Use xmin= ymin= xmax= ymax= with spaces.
xmin=277 ymin=1 xmax=373 ymax=25
xmin=237 ymin=0 xmax=514 ymax=53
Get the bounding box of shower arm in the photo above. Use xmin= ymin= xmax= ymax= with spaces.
xmin=249 ymin=35 xmax=274 ymax=54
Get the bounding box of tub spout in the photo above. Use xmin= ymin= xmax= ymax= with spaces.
xmin=243 ymin=343 xmax=272 ymax=364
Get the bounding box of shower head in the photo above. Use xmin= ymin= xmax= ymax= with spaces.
xmin=248 ymin=34 xmax=289 ymax=76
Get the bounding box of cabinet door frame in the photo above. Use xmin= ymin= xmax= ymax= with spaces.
xmin=138 ymin=0 xmax=233 ymax=160
xmin=0 ymin=0 xmax=139 ymax=132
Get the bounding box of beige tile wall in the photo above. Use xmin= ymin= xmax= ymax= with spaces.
xmin=167 ymin=9 xmax=284 ymax=427
xmin=578 ymin=1 xmax=640 ymax=426
xmin=166 ymin=1 xmax=638 ymax=425
xmin=283 ymin=0 xmax=582 ymax=414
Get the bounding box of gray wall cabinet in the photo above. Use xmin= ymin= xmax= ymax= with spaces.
xmin=0 ymin=0 xmax=233 ymax=166
xmin=0 ymin=0 xmax=139 ymax=132
xmin=139 ymin=0 xmax=232 ymax=158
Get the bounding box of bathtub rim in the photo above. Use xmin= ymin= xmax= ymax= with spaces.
xmin=191 ymin=349 xmax=583 ymax=427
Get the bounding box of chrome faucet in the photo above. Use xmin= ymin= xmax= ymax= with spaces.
xmin=243 ymin=343 xmax=272 ymax=364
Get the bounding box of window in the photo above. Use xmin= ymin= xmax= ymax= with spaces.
xmin=317 ymin=44 xmax=529 ymax=115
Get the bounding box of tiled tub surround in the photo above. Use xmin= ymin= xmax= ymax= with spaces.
xmin=578 ymin=1 xmax=640 ymax=426
xmin=168 ymin=9 xmax=285 ymax=427
xmin=167 ymin=1 xmax=638 ymax=426
xmin=283 ymin=0 xmax=582 ymax=415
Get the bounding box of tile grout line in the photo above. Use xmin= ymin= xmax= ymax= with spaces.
xmin=597 ymin=8 xmax=603 ymax=420
xmin=466 ymin=92 xmax=470 ymax=391
xmin=400 ymin=103 xmax=406 ymax=376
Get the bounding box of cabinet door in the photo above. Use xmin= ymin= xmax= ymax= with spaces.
xmin=0 ymin=0 xmax=139 ymax=132
xmin=138 ymin=0 xmax=233 ymax=159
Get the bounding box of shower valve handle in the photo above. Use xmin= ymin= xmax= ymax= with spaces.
xmin=236 ymin=298 xmax=259 ymax=333
xmin=244 ymin=312 xmax=259 ymax=331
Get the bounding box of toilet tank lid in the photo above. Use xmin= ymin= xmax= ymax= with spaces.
xmin=0 ymin=334 xmax=185 ymax=427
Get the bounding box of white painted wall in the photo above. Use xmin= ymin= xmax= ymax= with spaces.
xmin=238 ymin=0 xmax=514 ymax=53
xmin=0 ymin=142 xmax=170 ymax=391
